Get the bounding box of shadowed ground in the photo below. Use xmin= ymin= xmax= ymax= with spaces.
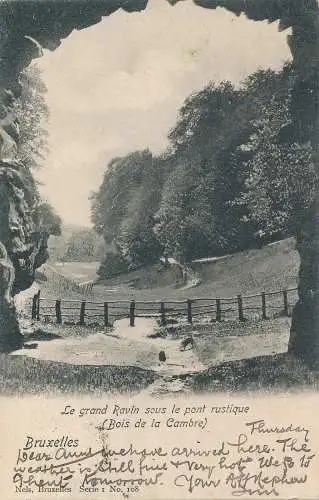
xmin=1 ymin=315 xmax=316 ymax=397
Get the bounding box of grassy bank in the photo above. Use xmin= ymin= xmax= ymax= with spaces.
xmin=0 ymin=354 xmax=157 ymax=396
xmin=90 ymin=238 xmax=299 ymax=302
xmin=186 ymin=353 xmax=317 ymax=394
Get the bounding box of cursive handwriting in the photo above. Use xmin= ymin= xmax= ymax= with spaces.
xmin=246 ymin=419 xmax=310 ymax=442
xmin=12 ymin=420 xmax=315 ymax=496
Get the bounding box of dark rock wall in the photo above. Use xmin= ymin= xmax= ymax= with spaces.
xmin=0 ymin=1 xmax=150 ymax=349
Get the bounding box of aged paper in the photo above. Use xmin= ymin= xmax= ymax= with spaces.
xmin=1 ymin=394 xmax=319 ymax=499
xmin=0 ymin=1 xmax=318 ymax=499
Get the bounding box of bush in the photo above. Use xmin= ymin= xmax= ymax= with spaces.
xmin=97 ymin=251 xmax=128 ymax=279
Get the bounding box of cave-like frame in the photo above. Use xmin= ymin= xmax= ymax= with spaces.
xmin=0 ymin=0 xmax=318 ymax=366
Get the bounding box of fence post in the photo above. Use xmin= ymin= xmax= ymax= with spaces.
xmin=31 ymin=293 xmax=37 ymax=320
xmin=130 ymin=300 xmax=135 ymax=327
xmin=36 ymin=290 xmax=41 ymax=320
xmin=187 ymin=299 xmax=192 ymax=324
xmin=261 ymin=292 xmax=267 ymax=320
xmin=104 ymin=302 xmax=109 ymax=327
xmin=160 ymin=302 xmax=166 ymax=325
xmin=237 ymin=295 xmax=244 ymax=321
xmin=79 ymin=301 xmax=86 ymax=326
xmin=283 ymin=290 xmax=289 ymax=316
xmin=216 ymin=298 xmax=222 ymax=322
xmin=55 ymin=299 xmax=62 ymax=324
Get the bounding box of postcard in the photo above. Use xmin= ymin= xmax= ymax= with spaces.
xmin=0 ymin=0 xmax=318 ymax=498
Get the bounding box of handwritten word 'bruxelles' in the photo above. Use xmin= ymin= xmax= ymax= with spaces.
xmin=12 ymin=419 xmax=315 ymax=497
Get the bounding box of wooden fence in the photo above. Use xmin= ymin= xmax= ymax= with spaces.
xmin=30 ymin=287 xmax=298 ymax=327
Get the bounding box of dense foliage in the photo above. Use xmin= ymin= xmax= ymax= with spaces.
xmin=91 ymin=63 xmax=317 ymax=275
xmin=62 ymin=228 xmax=105 ymax=262
xmin=91 ymin=150 xmax=168 ymax=270
xmin=33 ymin=202 xmax=61 ymax=237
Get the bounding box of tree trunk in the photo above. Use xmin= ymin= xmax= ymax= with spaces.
xmin=288 ymin=194 xmax=319 ymax=367
xmin=286 ymin=9 xmax=319 ymax=367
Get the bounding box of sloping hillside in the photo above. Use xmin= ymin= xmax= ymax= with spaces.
xmin=191 ymin=237 xmax=299 ymax=297
xmin=93 ymin=238 xmax=299 ymax=301
xmin=97 ymin=262 xmax=185 ymax=290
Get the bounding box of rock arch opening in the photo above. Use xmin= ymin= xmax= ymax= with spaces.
xmin=0 ymin=0 xmax=318 ymax=366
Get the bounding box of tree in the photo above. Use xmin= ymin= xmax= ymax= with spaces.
xmin=154 ymin=160 xmax=218 ymax=262
xmin=235 ymin=143 xmax=317 ymax=244
xmin=168 ymin=81 xmax=239 ymax=163
xmin=63 ymin=228 xmax=105 ymax=262
xmin=154 ymin=81 xmax=248 ymax=261
xmin=154 ymin=79 xmax=263 ymax=261
xmin=233 ymin=66 xmax=317 ymax=245
xmin=97 ymin=251 xmax=128 ymax=279
xmin=93 ymin=65 xmax=316 ymax=268
xmin=91 ymin=150 xmax=165 ymax=272
xmin=91 ymin=151 xmax=154 ymax=243
xmin=154 ymin=65 xmax=317 ymax=262
xmin=33 ymin=202 xmax=61 ymax=237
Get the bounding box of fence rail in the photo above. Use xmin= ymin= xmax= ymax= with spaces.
xmin=30 ymin=287 xmax=298 ymax=327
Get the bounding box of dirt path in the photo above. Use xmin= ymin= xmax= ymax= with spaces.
xmin=11 ymin=315 xmax=292 ymax=396
xmin=11 ymin=318 xmax=206 ymax=377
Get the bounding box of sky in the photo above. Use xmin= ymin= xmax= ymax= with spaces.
xmin=35 ymin=0 xmax=292 ymax=227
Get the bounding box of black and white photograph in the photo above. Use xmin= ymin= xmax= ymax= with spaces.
xmin=0 ymin=1 xmax=318 ymax=498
